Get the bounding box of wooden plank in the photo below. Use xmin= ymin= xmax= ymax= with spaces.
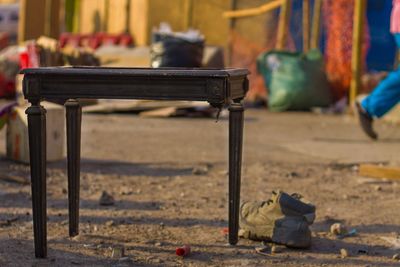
xmin=18 ymin=0 xmax=46 ymax=42
xmin=45 ymin=0 xmax=61 ymax=38
xmin=79 ymin=0 xmax=106 ymax=33
xmin=276 ymin=0 xmax=291 ymax=50
xmin=223 ymin=0 xmax=283 ymax=19
xmin=311 ymin=0 xmax=322 ymax=50
xmin=359 ymin=164 xmax=400 ymax=180
xmin=183 ymin=0 xmax=193 ymax=30
xmin=350 ymin=0 xmax=366 ymax=109
xmin=190 ymin=0 xmax=230 ymax=50
xmin=139 ymin=107 xmax=178 ymax=118
xmin=302 ymin=0 xmax=310 ymax=52
xmin=108 ymin=0 xmax=128 ymax=34
xmin=148 ymin=0 xmax=187 ymax=33
xmin=129 ymin=0 xmax=149 ymax=45
xmin=0 ymin=0 xmax=18 ymax=3
xmin=18 ymin=0 xmax=60 ymax=41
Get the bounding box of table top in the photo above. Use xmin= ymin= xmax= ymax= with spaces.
xmin=22 ymin=67 xmax=249 ymax=106
xmin=21 ymin=66 xmax=249 ymax=78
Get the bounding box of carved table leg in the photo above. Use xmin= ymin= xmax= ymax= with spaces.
xmin=228 ymin=102 xmax=244 ymax=245
xmin=26 ymin=103 xmax=47 ymax=258
xmin=65 ymin=99 xmax=82 ymax=237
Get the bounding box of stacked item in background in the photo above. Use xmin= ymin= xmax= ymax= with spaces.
xmin=3 ymin=35 xmax=101 ymax=163
xmin=60 ymin=32 xmax=134 ymax=50
xmin=150 ymin=23 xmax=205 ymax=68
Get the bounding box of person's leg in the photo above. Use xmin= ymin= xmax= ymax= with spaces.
xmin=361 ymin=70 xmax=400 ymax=118
xmin=360 ymin=33 xmax=400 ymax=118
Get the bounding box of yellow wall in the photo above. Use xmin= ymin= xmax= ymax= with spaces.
xmin=0 ymin=0 xmax=18 ymax=3
xmin=78 ymin=0 xmax=231 ymax=46
xmin=76 ymin=0 xmax=276 ymax=48
xmin=18 ymin=0 xmax=61 ymax=42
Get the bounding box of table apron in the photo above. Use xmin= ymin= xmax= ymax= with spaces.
xmin=23 ymin=76 xmax=234 ymax=104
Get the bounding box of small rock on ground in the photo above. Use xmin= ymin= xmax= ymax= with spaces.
xmin=192 ymin=166 xmax=209 ymax=175
xmin=111 ymin=246 xmax=125 ymax=259
xmin=340 ymin=248 xmax=349 ymax=258
xmin=99 ymin=191 xmax=115 ymax=206
xmin=331 ymin=223 xmax=348 ymax=236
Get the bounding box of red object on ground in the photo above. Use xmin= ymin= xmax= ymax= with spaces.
xmin=221 ymin=227 xmax=229 ymax=235
xmin=175 ymin=245 xmax=191 ymax=257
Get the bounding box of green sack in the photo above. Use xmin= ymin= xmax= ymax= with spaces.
xmin=257 ymin=49 xmax=332 ymax=112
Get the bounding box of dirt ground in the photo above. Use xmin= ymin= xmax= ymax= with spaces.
xmin=0 ymin=109 xmax=400 ymax=266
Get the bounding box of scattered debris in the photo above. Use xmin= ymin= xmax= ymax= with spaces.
xmin=192 ymin=166 xmax=209 ymax=175
xmin=154 ymin=242 xmax=162 ymax=247
xmin=357 ymin=247 xmax=369 ymax=254
xmin=359 ymin=164 xmax=400 ymax=181
xmin=139 ymin=107 xmax=178 ymax=118
xmin=286 ymin=171 xmax=300 ymax=178
xmin=119 ymin=188 xmax=133 ymax=195
xmin=119 ymin=257 xmax=132 ymax=263
xmin=176 ymin=245 xmax=191 ymax=257
xmin=374 ymin=185 xmax=382 ymax=191
xmin=255 ymin=245 xmax=271 ymax=256
xmin=83 ymin=244 xmax=97 ymax=249
xmin=97 ymin=244 xmax=107 ymax=249
xmin=357 ymin=177 xmax=392 ymax=185
xmin=99 ymin=191 xmax=115 ymax=206
xmin=330 ymin=223 xmax=348 ymax=236
xmin=238 ymin=229 xmax=246 ymax=237
xmin=330 ymin=223 xmax=357 ymax=239
xmin=105 ymin=220 xmax=115 ymax=227
xmin=221 ymin=227 xmax=229 ymax=236
xmin=0 ymin=216 xmax=18 ymax=227
xmin=0 ymin=174 xmax=29 ymax=185
xmin=111 ymin=246 xmax=125 ymax=259
xmin=340 ymin=248 xmax=349 ymax=258
xmin=338 ymin=229 xmax=357 ymax=239
xmin=380 ymin=236 xmax=400 ymax=249
xmin=271 ymin=245 xmax=282 ymax=254
xmin=71 ymin=235 xmax=81 ymax=241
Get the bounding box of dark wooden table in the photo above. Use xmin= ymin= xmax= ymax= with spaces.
xmin=22 ymin=67 xmax=249 ymax=258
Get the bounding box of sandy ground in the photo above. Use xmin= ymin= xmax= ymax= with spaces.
xmin=0 ymin=109 xmax=400 ymax=266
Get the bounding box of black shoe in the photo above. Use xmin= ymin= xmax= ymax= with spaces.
xmin=356 ymin=102 xmax=378 ymax=140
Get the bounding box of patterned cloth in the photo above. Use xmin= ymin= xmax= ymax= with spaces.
xmin=391 ymin=0 xmax=400 ymax=33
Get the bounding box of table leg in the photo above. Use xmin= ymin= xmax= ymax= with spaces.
xmin=26 ymin=103 xmax=47 ymax=258
xmin=228 ymin=102 xmax=244 ymax=245
xmin=65 ymin=99 xmax=82 ymax=237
